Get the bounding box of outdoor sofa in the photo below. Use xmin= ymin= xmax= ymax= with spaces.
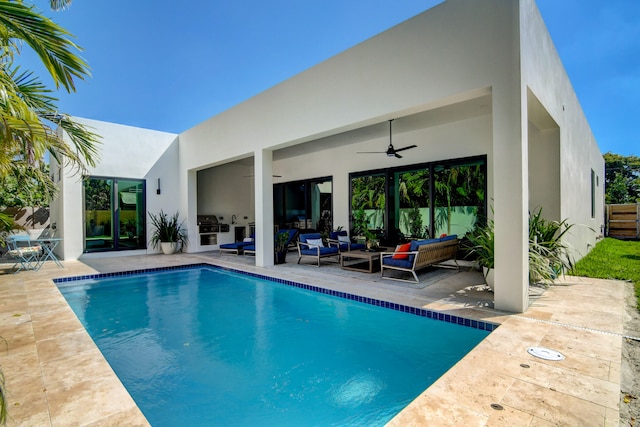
xmin=380 ymin=235 xmax=459 ymax=283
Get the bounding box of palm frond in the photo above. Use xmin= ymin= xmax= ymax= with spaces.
xmin=50 ymin=0 xmax=73 ymax=11
xmin=0 ymin=0 xmax=89 ymax=92
xmin=44 ymin=113 xmax=101 ymax=168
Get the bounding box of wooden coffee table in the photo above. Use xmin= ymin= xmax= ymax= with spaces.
xmin=340 ymin=248 xmax=387 ymax=273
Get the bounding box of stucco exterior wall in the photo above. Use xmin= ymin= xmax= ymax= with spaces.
xmin=52 ymin=118 xmax=179 ymax=260
xmin=520 ymin=0 xmax=605 ymax=259
xmin=178 ymin=0 xmax=515 ymax=173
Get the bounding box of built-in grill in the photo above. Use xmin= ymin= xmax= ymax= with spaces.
xmin=197 ymin=215 xmax=229 ymax=235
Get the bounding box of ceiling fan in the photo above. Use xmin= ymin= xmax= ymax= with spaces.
xmin=358 ymin=119 xmax=417 ymax=158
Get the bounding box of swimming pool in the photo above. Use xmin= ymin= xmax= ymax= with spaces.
xmin=57 ymin=265 xmax=494 ymax=426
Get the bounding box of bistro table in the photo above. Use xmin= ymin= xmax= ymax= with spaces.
xmin=340 ymin=248 xmax=388 ymax=273
xmin=35 ymin=237 xmax=64 ymax=268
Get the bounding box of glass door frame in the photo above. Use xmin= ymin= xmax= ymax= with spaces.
xmin=83 ymin=176 xmax=147 ymax=253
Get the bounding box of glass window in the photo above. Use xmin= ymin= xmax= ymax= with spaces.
xmin=433 ymin=160 xmax=486 ymax=238
xmin=591 ymin=169 xmax=596 ymax=218
xmin=350 ymin=173 xmax=386 ymax=239
xmin=84 ymin=177 xmax=146 ymax=252
xmin=273 ymin=176 xmax=332 ymax=232
xmin=311 ymin=178 xmax=333 ymax=234
xmin=395 ymin=168 xmax=430 ymax=239
xmin=349 ymin=156 xmax=486 ymax=246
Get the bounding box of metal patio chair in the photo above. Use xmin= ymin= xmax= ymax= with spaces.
xmin=6 ymin=235 xmax=42 ymax=273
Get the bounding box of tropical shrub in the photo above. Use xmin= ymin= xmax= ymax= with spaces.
xmin=528 ymin=207 xmax=574 ymax=283
xmin=464 ymin=207 xmax=575 ymax=284
xmin=463 ymin=215 xmax=494 ymax=270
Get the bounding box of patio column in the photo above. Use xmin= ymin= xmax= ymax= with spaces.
xmin=254 ymin=149 xmax=274 ymax=266
xmin=492 ymin=84 xmax=529 ymax=313
xmin=183 ymin=169 xmax=198 ymax=253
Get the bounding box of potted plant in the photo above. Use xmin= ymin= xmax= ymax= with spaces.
xmin=352 ymin=208 xmax=380 ymax=248
xmin=149 ymin=210 xmax=188 ymax=254
xmin=274 ymin=230 xmax=290 ymax=264
xmin=464 ymin=216 xmax=495 ymax=289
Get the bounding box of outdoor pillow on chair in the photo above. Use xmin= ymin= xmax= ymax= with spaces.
xmin=392 ymin=242 xmax=412 ymax=259
xmin=338 ymin=235 xmax=350 ymax=243
xmin=306 ymin=238 xmax=324 ymax=248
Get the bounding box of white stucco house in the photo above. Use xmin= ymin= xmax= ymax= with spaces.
xmin=50 ymin=0 xmax=604 ymax=313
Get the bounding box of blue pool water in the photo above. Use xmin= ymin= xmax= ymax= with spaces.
xmin=57 ymin=266 xmax=491 ymax=426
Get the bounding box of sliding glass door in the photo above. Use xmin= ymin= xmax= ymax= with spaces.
xmin=349 ymin=156 xmax=486 ymax=246
xmin=117 ymin=180 xmax=146 ymax=249
xmin=83 ymin=177 xmax=146 ymax=252
xmin=273 ymin=176 xmax=333 ymax=232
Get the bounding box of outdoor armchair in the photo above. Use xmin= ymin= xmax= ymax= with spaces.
xmin=326 ymin=230 xmax=366 ymax=252
xmin=297 ymin=233 xmax=340 ymax=267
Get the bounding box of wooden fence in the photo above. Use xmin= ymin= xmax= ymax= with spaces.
xmin=606 ymin=204 xmax=639 ymax=239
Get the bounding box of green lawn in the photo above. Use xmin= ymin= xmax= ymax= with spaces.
xmin=571 ymin=238 xmax=640 ymax=309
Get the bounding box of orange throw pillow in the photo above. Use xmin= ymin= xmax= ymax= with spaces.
xmin=392 ymin=242 xmax=412 ymax=259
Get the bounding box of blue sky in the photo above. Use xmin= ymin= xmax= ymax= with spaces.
xmin=23 ymin=0 xmax=639 ymax=155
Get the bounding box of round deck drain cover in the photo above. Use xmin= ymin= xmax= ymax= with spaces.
xmin=527 ymin=347 xmax=565 ymax=361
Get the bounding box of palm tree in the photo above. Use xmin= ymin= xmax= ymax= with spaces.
xmin=0 ymin=0 xmax=100 ymax=234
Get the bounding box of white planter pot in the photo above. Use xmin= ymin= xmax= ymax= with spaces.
xmin=483 ymin=266 xmax=495 ymax=291
xmin=160 ymin=241 xmax=178 ymax=255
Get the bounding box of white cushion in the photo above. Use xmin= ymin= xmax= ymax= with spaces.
xmin=338 ymin=235 xmax=350 ymax=243
xmin=306 ymin=238 xmax=324 ymax=248
xmin=243 ymin=237 xmax=254 ymax=242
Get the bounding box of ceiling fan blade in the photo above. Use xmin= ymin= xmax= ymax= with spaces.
xmin=393 ymin=144 xmax=417 ymax=153
xmin=242 ymin=174 xmax=282 ymax=178
xmin=357 ymin=119 xmax=415 ymax=158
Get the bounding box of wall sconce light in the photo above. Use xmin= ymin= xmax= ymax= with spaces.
xmin=157 ymin=178 xmax=161 ymax=195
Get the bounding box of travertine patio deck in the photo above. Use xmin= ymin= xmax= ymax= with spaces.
xmin=0 ymin=252 xmax=625 ymax=426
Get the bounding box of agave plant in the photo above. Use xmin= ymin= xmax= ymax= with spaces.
xmin=528 ymin=207 xmax=574 ymax=284
xmin=149 ymin=210 xmax=188 ymax=250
